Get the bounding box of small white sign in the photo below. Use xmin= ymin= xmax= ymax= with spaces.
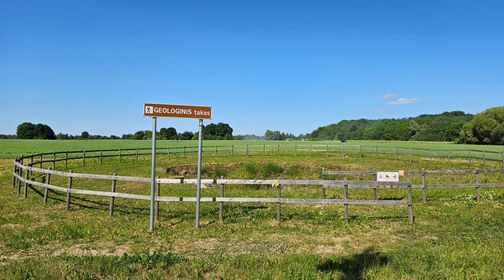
xmin=377 ymin=172 xmax=400 ymax=182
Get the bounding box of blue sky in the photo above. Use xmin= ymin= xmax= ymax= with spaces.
xmin=1 ymin=0 xmax=503 ymax=136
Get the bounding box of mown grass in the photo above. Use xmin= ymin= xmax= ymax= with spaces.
xmin=1 ymin=150 xmax=504 ymax=279
xmin=1 ymin=139 xmax=503 ymax=159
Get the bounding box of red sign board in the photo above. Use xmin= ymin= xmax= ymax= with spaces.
xmin=144 ymin=103 xmax=212 ymax=119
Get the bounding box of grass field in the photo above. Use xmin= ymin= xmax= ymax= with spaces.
xmin=1 ymin=139 xmax=503 ymax=160
xmin=1 ymin=145 xmax=504 ymax=279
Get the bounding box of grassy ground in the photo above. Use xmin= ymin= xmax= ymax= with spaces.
xmin=1 ymin=151 xmax=504 ymax=279
xmin=1 ymin=139 xmax=503 ymax=160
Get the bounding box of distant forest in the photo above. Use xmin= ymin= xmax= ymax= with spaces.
xmin=7 ymin=107 xmax=504 ymax=145
xmin=310 ymin=111 xmax=474 ymax=142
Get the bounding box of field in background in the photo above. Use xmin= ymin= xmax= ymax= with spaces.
xmin=1 ymin=148 xmax=504 ymax=278
xmin=1 ymin=139 xmax=503 ymax=159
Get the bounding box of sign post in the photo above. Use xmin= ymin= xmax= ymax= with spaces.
xmin=144 ymin=103 xmax=211 ymax=231
xmin=149 ymin=117 xmax=157 ymax=232
xmin=195 ymin=119 xmax=203 ymax=228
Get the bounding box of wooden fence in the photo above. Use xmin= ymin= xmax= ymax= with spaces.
xmin=12 ymin=144 xmax=504 ymax=171
xmin=12 ymin=160 xmax=414 ymax=225
xmin=322 ymin=169 xmax=504 ymax=203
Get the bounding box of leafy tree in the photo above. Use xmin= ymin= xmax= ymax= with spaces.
xmin=16 ymin=122 xmax=56 ymax=139
xmin=160 ymin=127 xmax=178 ymax=140
xmin=459 ymin=107 xmax=504 ymax=145
xmin=310 ymin=111 xmax=474 ymax=142
xmin=179 ymin=131 xmax=194 ymax=140
xmin=202 ymin=123 xmax=233 ymax=140
xmin=133 ymin=131 xmax=145 ymax=140
xmin=81 ymin=131 xmax=90 ymax=139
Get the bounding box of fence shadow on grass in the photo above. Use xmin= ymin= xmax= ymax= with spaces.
xmin=317 ymin=247 xmax=389 ymax=280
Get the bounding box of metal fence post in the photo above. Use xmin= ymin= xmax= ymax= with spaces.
xmin=66 ymin=170 xmax=73 ymax=210
xmin=109 ymin=173 xmax=117 ymax=216
xmin=44 ymin=168 xmax=52 ymax=204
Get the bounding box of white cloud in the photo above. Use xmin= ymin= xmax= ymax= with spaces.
xmin=389 ymin=98 xmax=419 ymax=105
xmin=380 ymin=93 xmax=397 ymax=99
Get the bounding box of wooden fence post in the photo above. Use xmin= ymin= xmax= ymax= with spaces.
xmin=44 ymin=168 xmax=52 ymax=205
xmin=408 ymin=184 xmax=414 ymax=224
xmin=422 ymin=170 xmax=427 ymax=203
xmin=468 ymin=149 xmax=472 ymax=166
xmin=409 ymin=146 xmax=413 ymax=163
xmin=219 ymin=176 xmax=224 ymax=222
xmin=276 ymin=178 xmax=282 ymax=221
xmin=373 ymin=187 xmax=378 ymax=200
xmin=12 ymin=163 xmax=17 ymax=188
xmin=119 ymin=148 xmax=122 ymax=163
xmin=83 ymin=150 xmax=86 ymax=167
xmin=53 ymin=152 xmax=56 ymax=170
xmin=155 ymin=176 xmax=161 ymax=221
xmin=322 ymin=184 xmax=327 ymax=199
xmin=17 ymin=164 xmax=23 ymax=194
xmin=502 ymin=152 xmax=504 ymax=170
xmin=100 ymin=150 xmax=103 ymax=165
xmin=343 ymin=184 xmax=349 ymax=224
xmin=65 ymin=151 xmax=69 ymax=169
xmin=475 ymin=171 xmax=480 ymax=202
xmin=39 ymin=154 xmax=43 ymax=168
xmin=24 ymin=168 xmax=30 ymax=198
xmin=429 ymin=149 xmax=432 ymax=161
xmin=395 ymin=147 xmax=398 ymax=161
xmin=263 ymin=144 xmax=266 ymax=153
xmin=482 ymin=151 xmax=486 ymax=168
xmin=246 ymin=144 xmax=249 ymax=156
xmin=135 ymin=148 xmax=139 ymax=161
xmin=109 ymin=173 xmax=117 ymax=216
xmin=66 ymin=170 xmax=73 ymax=210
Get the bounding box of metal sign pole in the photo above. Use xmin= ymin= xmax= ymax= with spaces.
xmin=195 ymin=119 xmax=204 ymax=228
xmin=149 ymin=117 xmax=157 ymax=232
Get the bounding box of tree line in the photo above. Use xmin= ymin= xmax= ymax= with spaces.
xmin=309 ymin=107 xmax=504 ymax=145
xmin=14 ymin=122 xmax=233 ymax=141
xmin=10 ymin=107 xmax=504 ymax=145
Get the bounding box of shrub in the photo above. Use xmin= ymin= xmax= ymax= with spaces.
xmin=260 ymin=163 xmax=284 ymax=178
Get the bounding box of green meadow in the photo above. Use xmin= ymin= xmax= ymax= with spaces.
xmin=1 ymin=139 xmax=503 ymax=159
xmin=0 ymin=141 xmax=503 ymax=279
